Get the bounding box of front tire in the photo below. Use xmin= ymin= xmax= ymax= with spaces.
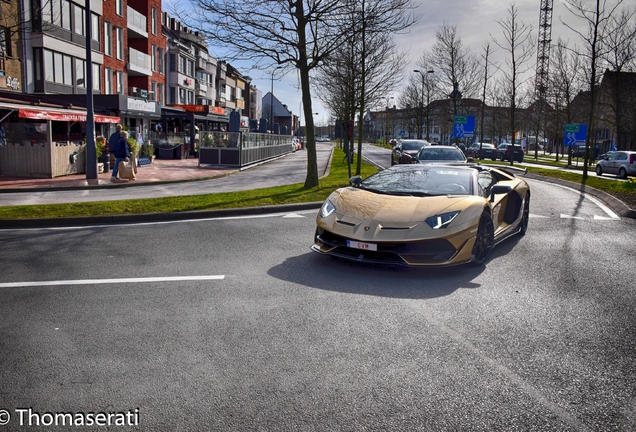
xmin=471 ymin=212 xmax=495 ymax=266
xmin=596 ymin=165 xmax=603 ymax=176
xmin=519 ymin=193 xmax=530 ymax=236
xmin=619 ymin=167 xmax=627 ymax=179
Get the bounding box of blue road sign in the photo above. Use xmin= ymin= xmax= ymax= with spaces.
xmin=452 ymin=115 xmax=475 ymax=138
xmin=564 ymin=124 xmax=587 ymax=147
xmin=399 ymin=130 xmax=406 ymax=137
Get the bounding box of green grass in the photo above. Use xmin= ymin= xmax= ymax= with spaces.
xmin=0 ymin=147 xmax=378 ymax=220
xmin=1 ymin=147 xmax=634 ymax=221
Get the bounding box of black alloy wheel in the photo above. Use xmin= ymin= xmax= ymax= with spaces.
xmin=520 ymin=193 xmax=530 ymax=236
xmin=471 ymin=211 xmax=495 ymax=266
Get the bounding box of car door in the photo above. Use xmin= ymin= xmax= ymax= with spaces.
xmin=606 ymin=152 xmax=621 ymax=174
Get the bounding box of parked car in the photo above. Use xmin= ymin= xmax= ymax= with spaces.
xmin=391 ymin=139 xmax=431 ymax=165
xmin=389 ymin=139 xmax=399 ymax=147
xmin=595 ymin=150 xmax=636 ymax=179
xmin=311 ymin=164 xmax=530 ymax=267
xmin=497 ymin=144 xmax=524 ymax=162
xmin=465 ymin=143 xmax=499 ymax=161
xmin=597 ymin=151 xmax=615 ymax=161
xmin=416 ymin=145 xmax=469 ymax=164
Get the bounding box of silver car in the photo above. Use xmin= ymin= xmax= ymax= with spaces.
xmin=595 ymin=150 xmax=636 ymax=179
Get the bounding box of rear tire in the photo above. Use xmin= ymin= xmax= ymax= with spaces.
xmin=596 ymin=165 xmax=603 ymax=176
xmin=619 ymin=167 xmax=627 ymax=179
xmin=471 ymin=212 xmax=495 ymax=266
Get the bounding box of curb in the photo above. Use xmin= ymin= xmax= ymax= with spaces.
xmin=524 ymin=173 xmax=636 ymax=219
xmin=0 ymin=202 xmax=323 ymax=229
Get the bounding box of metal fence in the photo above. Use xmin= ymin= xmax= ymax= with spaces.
xmin=198 ymin=131 xmax=293 ymax=167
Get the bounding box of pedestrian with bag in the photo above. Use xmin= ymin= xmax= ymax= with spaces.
xmin=108 ymin=124 xmax=122 ymax=153
xmin=111 ymin=130 xmax=132 ymax=182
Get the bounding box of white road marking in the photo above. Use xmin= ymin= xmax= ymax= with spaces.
xmin=529 ymin=214 xmax=550 ymax=218
xmin=560 ymin=214 xmax=585 ymax=220
xmin=552 ymin=183 xmax=620 ymax=219
xmin=282 ymin=213 xmax=306 ymax=218
xmin=0 ymin=275 xmax=225 ymax=288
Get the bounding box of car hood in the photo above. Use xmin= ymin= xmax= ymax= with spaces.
xmin=319 ymin=188 xmax=487 ymax=243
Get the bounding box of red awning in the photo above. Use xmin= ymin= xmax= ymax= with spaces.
xmin=1 ymin=102 xmax=120 ymax=123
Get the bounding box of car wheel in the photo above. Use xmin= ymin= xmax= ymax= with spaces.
xmin=471 ymin=211 xmax=495 ymax=266
xmin=519 ymin=193 xmax=530 ymax=236
xmin=390 ymin=158 xmax=395 ymax=166
xmin=595 ymin=165 xmax=603 ymax=176
xmin=619 ymin=167 xmax=627 ymax=179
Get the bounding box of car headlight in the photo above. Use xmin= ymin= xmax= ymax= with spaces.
xmin=319 ymin=199 xmax=336 ymax=218
xmin=425 ymin=211 xmax=461 ymax=229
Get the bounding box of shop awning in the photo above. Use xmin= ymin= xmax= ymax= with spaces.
xmin=1 ymin=102 xmax=120 ymax=123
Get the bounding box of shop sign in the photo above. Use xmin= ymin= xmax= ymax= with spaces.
xmin=127 ymin=98 xmax=157 ymax=113
xmin=5 ymin=76 xmax=20 ymax=90
xmin=172 ymin=104 xmax=209 ymax=115
xmin=184 ymin=78 xmax=193 ymax=86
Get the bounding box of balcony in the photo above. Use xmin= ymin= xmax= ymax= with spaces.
xmin=195 ymin=80 xmax=208 ymax=95
xmin=127 ymin=6 xmax=148 ymax=39
xmin=128 ymin=48 xmax=151 ymax=76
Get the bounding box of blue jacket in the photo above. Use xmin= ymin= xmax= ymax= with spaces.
xmin=112 ymin=136 xmax=130 ymax=159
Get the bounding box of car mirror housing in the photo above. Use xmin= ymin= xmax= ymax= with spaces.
xmin=490 ymin=184 xmax=512 ymax=201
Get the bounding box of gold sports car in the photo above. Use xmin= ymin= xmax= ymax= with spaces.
xmin=311 ymin=163 xmax=530 ymax=267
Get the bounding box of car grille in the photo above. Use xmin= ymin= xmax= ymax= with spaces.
xmin=315 ymin=228 xmax=457 ymax=266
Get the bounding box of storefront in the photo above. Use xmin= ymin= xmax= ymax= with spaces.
xmin=0 ymin=97 xmax=120 ymax=178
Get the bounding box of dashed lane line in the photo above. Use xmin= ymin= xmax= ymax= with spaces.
xmin=0 ymin=275 xmax=225 ymax=288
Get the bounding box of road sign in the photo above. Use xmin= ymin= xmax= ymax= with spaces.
xmin=400 ymin=130 xmax=406 ymax=137
xmin=452 ymin=115 xmax=475 ymax=138
xmin=564 ymin=124 xmax=587 ymax=147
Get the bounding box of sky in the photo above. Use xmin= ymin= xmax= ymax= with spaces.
xmin=240 ymin=0 xmax=595 ymax=127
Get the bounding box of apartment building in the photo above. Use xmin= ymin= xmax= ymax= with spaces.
xmin=0 ymin=0 xmax=24 ymax=93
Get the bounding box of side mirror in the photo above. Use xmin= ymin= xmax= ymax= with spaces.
xmin=490 ymin=184 xmax=512 ymax=201
xmin=467 ymin=157 xmax=474 ymax=163
xmin=349 ymin=176 xmax=362 ymax=186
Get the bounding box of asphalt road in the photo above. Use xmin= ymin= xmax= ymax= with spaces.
xmin=0 ymin=177 xmax=635 ymax=431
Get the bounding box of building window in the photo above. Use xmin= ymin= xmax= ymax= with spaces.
xmin=91 ymin=13 xmax=100 ymax=43
xmin=105 ymin=67 xmax=113 ymax=94
xmin=0 ymin=27 xmax=11 ymax=57
xmin=61 ymin=0 xmax=71 ymax=30
xmin=169 ymin=54 xmax=176 ymax=72
xmin=151 ymin=81 xmax=156 ymax=101
xmin=158 ymin=83 xmax=164 ymax=104
xmin=157 ymin=48 xmax=164 ymax=74
xmin=187 ymin=91 xmax=194 ymax=105
xmin=151 ymin=7 xmax=157 ymax=35
xmin=115 ymin=27 xmax=123 ymax=60
xmin=179 ymin=56 xmax=186 ymax=74
xmin=73 ymin=4 xmax=84 ymax=36
xmin=75 ymin=58 xmax=85 ymax=88
xmin=169 ymin=86 xmax=176 ymax=105
xmin=115 ymin=71 xmax=123 ymax=94
xmin=151 ymin=44 xmax=156 ymax=71
xmin=116 ymin=0 xmax=123 ymax=16
xmin=104 ymin=22 xmax=112 ymax=56
xmin=93 ymin=63 xmax=100 ymax=91
xmin=179 ymin=88 xmax=186 ymax=104
xmin=43 ymin=49 xmax=76 ymax=85
xmin=187 ymin=60 xmax=194 ymax=77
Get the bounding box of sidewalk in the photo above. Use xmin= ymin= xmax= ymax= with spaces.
xmin=0 ymin=156 xmax=237 ymax=191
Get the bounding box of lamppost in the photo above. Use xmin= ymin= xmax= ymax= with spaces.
xmin=385 ymin=96 xmax=394 ymax=145
xmin=414 ymin=69 xmax=434 ymax=141
xmin=270 ymin=66 xmax=282 ymax=133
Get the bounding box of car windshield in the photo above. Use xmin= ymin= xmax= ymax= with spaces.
xmin=402 ymin=141 xmax=427 ymax=150
xmin=359 ymin=167 xmax=472 ymax=196
xmin=418 ymin=148 xmax=466 ymax=161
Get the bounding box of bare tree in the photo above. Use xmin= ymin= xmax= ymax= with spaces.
xmin=424 ymin=23 xmax=480 ymax=121
xmin=492 ymin=4 xmax=535 ymax=166
xmin=181 ymin=0 xmax=360 ymax=188
xmin=548 ymin=39 xmax=585 ymax=162
xmin=562 ymin=0 xmax=628 ymax=179
xmin=478 ymin=42 xmax=496 ymax=152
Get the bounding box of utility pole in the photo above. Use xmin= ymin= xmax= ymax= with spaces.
xmin=535 ymin=0 xmax=554 ymax=158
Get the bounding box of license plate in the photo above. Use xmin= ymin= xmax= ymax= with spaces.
xmin=346 ymin=240 xmax=377 ymax=251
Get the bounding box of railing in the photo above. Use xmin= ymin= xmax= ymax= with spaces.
xmin=128 ymin=48 xmax=151 ymax=75
xmin=198 ymin=131 xmax=293 ymax=167
xmin=127 ymin=7 xmax=147 ymax=36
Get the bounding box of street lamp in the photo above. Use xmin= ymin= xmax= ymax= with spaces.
xmin=270 ymin=66 xmax=282 ymax=133
xmin=413 ymin=69 xmax=434 ymax=141
xmin=385 ymin=96 xmax=394 ymax=145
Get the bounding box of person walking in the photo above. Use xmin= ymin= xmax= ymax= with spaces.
xmin=110 ymin=130 xmax=131 ymax=182
xmin=108 ymin=124 xmax=122 ymax=152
